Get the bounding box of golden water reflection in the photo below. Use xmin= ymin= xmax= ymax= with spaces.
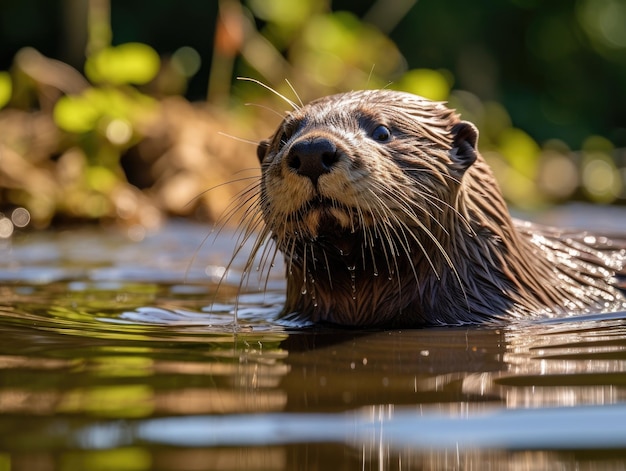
xmin=1 ymin=303 xmax=626 ymax=470
xmin=2 ymin=318 xmax=626 ymax=417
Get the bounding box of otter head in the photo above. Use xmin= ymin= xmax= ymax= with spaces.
xmin=256 ymin=90 xmax=480 ymax=239
xmin=253 ymin=90 xmax=494 ymax=326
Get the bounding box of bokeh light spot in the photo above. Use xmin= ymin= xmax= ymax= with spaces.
xmin=172 ymin=47 xmax=201 ymax=78
xmin=11 ymin=207 xmax=31 ymax=228
xmin=582 ymin=155 xmax=622 ymax=202
xmin=0 ymin=216 xmax=14 ymax=239
xmin=106 ymin=119 xmax=133 ymax=145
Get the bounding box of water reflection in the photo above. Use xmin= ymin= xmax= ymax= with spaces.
xmin=5 ymin=314 xmax=625 ymax=417
xmin=1 ymin=219 xmax=626 ymax=469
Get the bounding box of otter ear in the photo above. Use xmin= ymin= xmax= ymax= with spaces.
xmin=257 ymin=139 xmax=270 ymax=162
xmin=450 ymin=121 xmax=478 ymax=172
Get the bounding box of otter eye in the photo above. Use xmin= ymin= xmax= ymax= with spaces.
xmin=277 ymin=118 xmax=303 ymax=150
xmin=371 ymin=125 xmax=391 ymax=142
xmin=276 ymin=129 xmax=292 ymax=151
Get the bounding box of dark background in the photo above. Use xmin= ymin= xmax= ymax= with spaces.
xmin=2 ymin=0 xmax=624 ymax=149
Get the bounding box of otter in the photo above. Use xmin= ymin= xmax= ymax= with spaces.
xmin=241 ymin=89 xmax=626 ymax=327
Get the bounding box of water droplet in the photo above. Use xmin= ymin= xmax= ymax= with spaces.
xmin=373 ymin=271 xmax=379 ymax=277
xmin=348 ymin=265 xmax=357 ymax=299
xmin=301 ymin=285 xmax=307 ymax=295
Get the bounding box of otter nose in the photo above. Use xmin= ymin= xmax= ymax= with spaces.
xmin=286 ymin=137 xmax=338 ymax=185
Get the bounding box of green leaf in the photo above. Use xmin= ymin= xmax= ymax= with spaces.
xmin=86 ymin=166 xmax=119 ymax=193
xmin=53 ymin=93 xmax=101 ymax=133
xmin=393 ymin=69 xmax=452 ymax=102
xmin=86 ymin=43 xmax=160 ymax=85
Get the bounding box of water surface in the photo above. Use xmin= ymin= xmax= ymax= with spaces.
xmin=1 ymin=207 xmax=626 ymax=470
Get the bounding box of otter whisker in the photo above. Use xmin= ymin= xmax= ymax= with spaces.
xmin=370 ymin=179 xmax=442 ymax=239
xmin=189 ymin=183 xmax=259 ymax=279
xmin=302 ymin=240 xmax=309 ymax=289
xmin=256 ymin=227 xmax=278 ymax=275
xmin=184 ymin=226 xmax=216 ymax=285
xmin=353 ymin=200 xmax=379 ymax=273
xmin=390 ymin=202 xmax=471 ymax=311
xmin=243 ymin=102 xmax=288 ymax=120
xmin=368 ymin=202 xmax=405 ymax=283
xmin=261 ymin=241 xmax=282 ymax=294
xmin=360 ymin=243 xmax=368 ymax=272
xmin=187 ymin=172 xmax=263 ymax=308
xmin=320 ymin=246 xmax=333 ymax=289
xmin=285 ymin=232 xmax=298 ymax=277
xmin=407 ymin=181 xmax=475 ymax=235
xmin=362 ymin=201 xmax=393 ymax=267
xmin=215 ymin=180 xmax=262 ymax=223
xmin=401 ymin=214 xmax=472 ymax=314
xmin=186 ymin=173 xmax=258 ymax=209
xmin=372 ymin=179 xmax=455 ymax=244
xmin=366 ymin=200 xmax=399 ymax=257
xmin=284 ymin=78 xmax=304 ymax=108
xmin=383 ymin=178 xmax=451 ymax=234
xmin=236 ymin=217 xmax=267 ymax=266
xmin=240 ymin=227 xmax=274 ymax=291
xmin=237 ymin=77 xmax=300 ymax=110
xmin=217 ymin=131 xmax=261 ymax=146
xmin=405 ymin=167 xmax=463 ymax=186
xmin=359 ymin=201 xmax=380 ymax=276
xmin=219 ymin=222 xmax=269 ymax=321
xmin=372 ymin=222 xmax=397 ymax=277
xmin=370 ymin=206 xmax=409 ymax=299
xmin=349 ymin=204 xmax=357 ymax=234
xmin=367 ymin=181 xmax=468 ymax=304
xmin=207 ymin=173 xmax=260 ymax=215
xmin=308 ymin=240 xmax=318 ymax=273
xmin=369 ymin=193 xmax=428 ymax=285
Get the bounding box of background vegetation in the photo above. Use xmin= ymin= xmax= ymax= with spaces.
xmin=1 ymin=0 xmax=625 ymax=234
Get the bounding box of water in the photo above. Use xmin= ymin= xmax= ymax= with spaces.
xmin=1 ymin=207 xmax=626 ymax=470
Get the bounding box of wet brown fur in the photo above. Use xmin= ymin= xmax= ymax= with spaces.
xmin=244 ymin=90 xmax=626 ymax=327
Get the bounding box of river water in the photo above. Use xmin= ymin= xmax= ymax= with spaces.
xmin=1 ymin=205 xmax=626 ymax=470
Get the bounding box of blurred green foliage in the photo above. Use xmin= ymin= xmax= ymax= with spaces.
xmin=85 ymin=42 xmax=160 ymax=85
xmin=0 ymin=41 xmax=164 ymax=227
xmin=0 ymin=0 xmax=625 ymax=231
xmin=54 ymin=87 xmax=156 ymax=135
xmin=231 ymin=0 xmax=626 ymax=207
xmin=0 ymin=72 xmax=11 ymax=109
